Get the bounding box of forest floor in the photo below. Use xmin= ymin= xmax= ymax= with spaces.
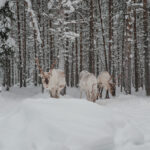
xmin=0 ymin=87 xmax=150 ymax=150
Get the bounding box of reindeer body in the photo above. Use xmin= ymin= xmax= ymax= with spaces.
xmin=97 ymin=71 xmax=115 ymax=99
xmin=47 ymin=69 xmax=66 ymax=98
xmin=79 ymin=70 xmax=98 ymax=102
xmin=36 ymin=58 xmax=66 ymax=98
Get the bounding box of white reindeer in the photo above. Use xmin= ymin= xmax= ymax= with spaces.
xmin=97 ymin=71 xmax=115 ymax=99
xmin=79 ymin=70 xmax=98 ymax=102
xmin=35 ymin=58 xmax=66 ymax=98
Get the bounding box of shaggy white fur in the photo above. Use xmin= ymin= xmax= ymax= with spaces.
xmin=79 ymin=70 xmax=98 ymax=102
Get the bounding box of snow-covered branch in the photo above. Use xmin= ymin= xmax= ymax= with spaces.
xmin=25 ymin=0 xmax=42 ymax=44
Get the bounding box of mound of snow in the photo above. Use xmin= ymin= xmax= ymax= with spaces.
xmin=115 ymin=123 xmax=144 ymax=146
xmin=0 ymin=87 xmax=150 ymax=150
xmin=0 ymin=97 xmax=114 ymax=150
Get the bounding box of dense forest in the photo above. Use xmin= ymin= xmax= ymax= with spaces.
xmin=0 ymin=0 xmax=150 ymax=96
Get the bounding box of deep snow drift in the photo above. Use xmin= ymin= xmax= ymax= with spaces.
xmin=0 ymin=87 xmax=150 ymax=150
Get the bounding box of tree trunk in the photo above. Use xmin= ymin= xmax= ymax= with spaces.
xmin=23 ymin=0 xmax=27 ymax=87
xmin=80 ymin=15 xmax=83 ymax=72
xmin=49 ymin=20 xmax=53 ymax=66
xmin=133 ymin=0 xmax=138 ymax=92
xmin=16 ymin=0 xmax=22 ymax=88
xmin=121 ymin=9 xmax=126 ymax=92
xmin=125 ymin=1 xmax=132 ymax=94
xmin=71 ymin=43 xmax=75 ymax=87
xmin=143 ymin=0 xmax=150 ymax=96
xmin=97 ymin=0 xmax=108 ymax=71
xmin=75 ymin=13 xmax=79 ymax=87
xmin=65 ymin=14 xmax=69 ymax=86
xmin=34 ymin=29 xmax=37 ymax=86
xmin=89 ymin=0 xmax=95 ymax=74
xmin=108 ymin=0 xmax=113 ymax=74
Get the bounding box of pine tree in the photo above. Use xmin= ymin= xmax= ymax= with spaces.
xmin=0 ymin=1 xmax=15 ymax=91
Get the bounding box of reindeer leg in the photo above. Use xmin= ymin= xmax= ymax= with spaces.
xmin=56 ymin=90 xmax=59 ymax=98
xmin=90 ymin=92 xmax=92 ymax=101
xmin=97 ymin=87 xmax=100 ymax=99
xmin=64 ymin=86 xmax=66 ymax=95
xmin=86 ymin=91 xmax=88 ymax=100
xmin=105 ymin=90 xmax=109 ymax=99
xmin=60 ymin=86 xmax=66 ymax=96
xmin=89 ymin=92 xmax=94 ymax=102
xmin=86 ymin=91 xmax=90 ymax=101
xmin=100 ymin=87 xmax=103 ymax=98
xmin=49 ymin=90 xmax=52 ymax=97
xmin=88 ymin=91 xmax=90 ymax=101
xmin=80 ymin=91 xmax=82 ymax=98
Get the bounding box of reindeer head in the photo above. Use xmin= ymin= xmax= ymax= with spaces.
xmin=108 ymin=76 xmax=116 ymax=96
xmin=109 ymin=83 xmax=116 ymax=96
xmin=39 ymin=72 xmax=50 ymax=89
xmin=35 ymin=58 xmax=56 ymax=89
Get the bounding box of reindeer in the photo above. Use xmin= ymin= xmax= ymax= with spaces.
xmin=97 ymin=71 xmax=115 ymax=99
xmin=35 ymin=58 xmax=66 ymax=98
xmin=79 ymin=70 xmax=98 ymax=102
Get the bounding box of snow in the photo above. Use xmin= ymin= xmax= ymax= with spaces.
xmin=48 ymin=0 xmax=81 ymax=14
xmin=6 ymin=36 xmax=16 ymax=47
xmin=48 ymin=0 xmax=54 ymax=10
xmin=72 ymin=0 xmax=82 ymax=5
xmin=25 ymin=0 xmax=42 ymax=44
xmin=0 ymin=0 xmax=7 ymax=9
xmin=63 ymin=0 xmax=75 ymax=14
xmin=63 ymin=31 xmax=79 ymax=41
xmin=0 ymin=87 xmax=150 ymax=150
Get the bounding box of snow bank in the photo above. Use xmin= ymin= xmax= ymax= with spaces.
xmin=0 ymin=87 xmax=150 ymax=150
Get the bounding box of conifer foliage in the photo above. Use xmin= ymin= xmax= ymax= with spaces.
xmin=0 ymin=1 xmax=15 ymax=90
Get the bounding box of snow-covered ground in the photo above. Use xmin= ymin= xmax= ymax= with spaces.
xmin=0 ymin=87 xmax=150 ymax=150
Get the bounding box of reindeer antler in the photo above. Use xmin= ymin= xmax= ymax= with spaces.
xmin=48 ymin=59 xmax=57 ymax=75
xmin=35 ymin=58 xmax=44 ymax=76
